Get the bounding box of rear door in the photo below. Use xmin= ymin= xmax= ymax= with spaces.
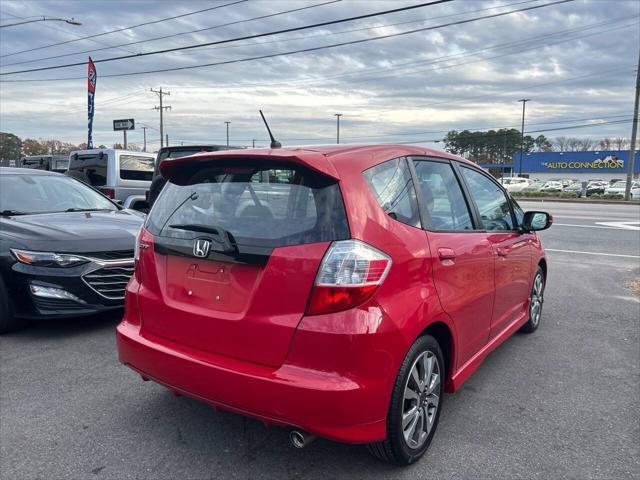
xmin=411 ymin=158 xmax=494 ymax=366
xmin=458 ymin=165 xmax=533 ymax=338
xmin=137 ymin=162 xmax=349 ymax=367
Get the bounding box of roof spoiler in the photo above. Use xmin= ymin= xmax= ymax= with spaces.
xmin=160 ymin=151 xmax=340 ymax=183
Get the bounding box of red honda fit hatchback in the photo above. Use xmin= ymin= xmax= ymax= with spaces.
xmin=117 ymin=145 xmax=551 ymax=465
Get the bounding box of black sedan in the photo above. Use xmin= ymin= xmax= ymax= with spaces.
xmin=0 ymin=167 xmax=143 ymax=333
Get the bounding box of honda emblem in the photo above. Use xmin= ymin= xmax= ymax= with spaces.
xmin=193 ymin=239 xmax=211 ymax=258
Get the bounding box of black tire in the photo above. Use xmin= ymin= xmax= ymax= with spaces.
xmin=367 ymin=335 xmax=445 ymax=465
xmin=0 ymin=276 xmax=28 ymax=334
xmin=65 ymin=169 xmax=91 ymax=185
xmin=520 ymin=266 xmax=545 ymax=334
xmin=147 ymin=176 xmax=167 ymax=208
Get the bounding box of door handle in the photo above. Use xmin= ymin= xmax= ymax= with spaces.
xmin=496 ymin=247 xmax=508 ymax=257
xmin=438 ymin=248 xmax=456 ymax=261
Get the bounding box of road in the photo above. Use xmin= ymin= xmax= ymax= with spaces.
xmin=1 ymin=201 xmax=639 ymax=480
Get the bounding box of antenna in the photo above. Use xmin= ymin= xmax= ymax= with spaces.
xmin=259 ymin=110 xmax=281 ymax=149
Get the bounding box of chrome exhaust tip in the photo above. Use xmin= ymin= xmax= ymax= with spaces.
xmin=289 ymin=430 xmax=316 ymax=449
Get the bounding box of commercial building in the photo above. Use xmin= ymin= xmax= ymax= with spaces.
xmin=480 ymin=150 xmax=640 ymax=181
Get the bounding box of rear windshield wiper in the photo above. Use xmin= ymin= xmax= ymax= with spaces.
xmin=0 ymin=209 xmax=28 ymax=216
xmin=169 ymin=224 xmax=238 ymax=255
xmin=170 ymin=223 xmax=224 ymax=235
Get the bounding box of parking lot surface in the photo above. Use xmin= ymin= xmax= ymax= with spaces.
xmin=1 ymin=201 xmax=639 ymax=480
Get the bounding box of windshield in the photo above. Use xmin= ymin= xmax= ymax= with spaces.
xmin=145 ymin=163 xmax=349 ymax=249
xmin=612 ymin=182 xmax=626 ymax=188
xmin=0 ymin=174 xmax=117 ymax=214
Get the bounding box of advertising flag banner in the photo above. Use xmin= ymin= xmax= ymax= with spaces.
xmin=87 ymin=57 xmax=97 ymax=149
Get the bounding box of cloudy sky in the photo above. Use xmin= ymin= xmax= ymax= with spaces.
xmin=0 ymin=0 xmax=638 ymax=152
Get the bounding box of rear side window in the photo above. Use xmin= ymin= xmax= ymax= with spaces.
xmin=412 ymin=160 xmax=473 ymax=231
xmin=119 ymin=155 xmax=154 ymax=181
xmin=461 ymin=166 xmax=514 ymax=231
xmin=363 ymin=157 xmax=420 ymax=228
xmin=145 ymin=163 xmax=349 ymax=249
xmin=68 ymin=153 xmax=107 ymax=186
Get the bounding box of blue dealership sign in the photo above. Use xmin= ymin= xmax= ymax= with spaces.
xmin=514 ymin=150 xmax=639 ymax=174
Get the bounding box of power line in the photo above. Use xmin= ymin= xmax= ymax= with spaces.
xmin=0 ymin=0 xmax=343 ymax=68
xmin=0 ymin=0 xmax=249 ymax=59
xmin=0 ymin=0 xmax=457 ymax=76
xmin=0 ymin=0 xmax=575 ymax=81
xmin=285 ymin=114 xmax=634 ymax=141
xmin=0 ymin=11 xmax=139 ymax=56
xmin=184 ymin=16 xmax=637 ymax=91
xmin=150 ymin=117 xmax=634 ymax=146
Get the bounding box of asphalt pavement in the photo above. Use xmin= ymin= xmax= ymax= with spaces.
xmin=1 ymin=201 xmax=639 ymax=480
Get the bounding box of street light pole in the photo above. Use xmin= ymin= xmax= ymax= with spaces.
xmin=624 ymin=48 xmax=640 ymax=201
xmin=334 ymin=113 xmax=342 ymax=144
xmin=518 ymin=99 xmax=530 ymax=176
xmin=225 ymin=121 xmax=231 ymax=146
xmin=0 ymin=16 xmax=82 ymax=28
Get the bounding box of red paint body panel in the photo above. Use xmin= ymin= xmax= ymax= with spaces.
xmin=117 ymin=144 xmax=548 ymax=444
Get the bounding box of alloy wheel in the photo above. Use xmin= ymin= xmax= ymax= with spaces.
xmin=401 ymin=351 xmax=440 ymax=449
xmin=530 ymin=273 xmax=544 ymax=327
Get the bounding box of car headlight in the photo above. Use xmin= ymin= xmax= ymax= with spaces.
xmin=11 ymin=249 xmax=89 ymax=268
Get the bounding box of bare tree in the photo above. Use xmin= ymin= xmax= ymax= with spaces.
xmin=613 ymin=137 xmax=628 ymax=150
xmin=553 ymin=136 xmax=569 ymax=152
xmin=567 ymin=138 xmax=582 ymax=151
xmin=578 ymin=138 xmax=594 ymax=151
xmin=599 ymin=137 xmax=613 ymax=150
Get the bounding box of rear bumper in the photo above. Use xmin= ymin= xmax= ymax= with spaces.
xmin=116 ymin=320 xmax=388 ymax=443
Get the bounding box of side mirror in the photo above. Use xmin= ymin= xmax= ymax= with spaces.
xmin=522 ymin=211 xmax=553 ymax=232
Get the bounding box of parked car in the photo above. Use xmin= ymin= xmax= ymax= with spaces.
xmin=0 ymin=167 xmax=144 ymax=333
xmin=67 ymin=149 xmax=155 ymax=211
xmin=521 ymin=180 xmax=546 ymax=193
xmin=501 ymin=177 xmax=531 ymax=193
xmin=20 ymin=155 xmax=68 ymax=173
xmin=147 ymin=145 xmax=241 ymax=207
xmin=606 ymin=180 xmax=640 ymax=196
xmin=563 ymin=182 xmax=583 ymax=196
xmin=117 ymin=145 xmax=551 ymax=465
xmin=585 ymin=181 xmax=607 ymax=197
xmin=540 ymin=181 xmax=563 ymax=193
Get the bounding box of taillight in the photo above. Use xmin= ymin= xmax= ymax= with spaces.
xmin=101 ymin=188 xmax=115 ymax=199
xmin=134 ymin=227 xmax=150 ymax=282
xmin=305 ymin=240 xmax=392 ymax=316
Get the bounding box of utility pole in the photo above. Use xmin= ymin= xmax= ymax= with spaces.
xmin=334 ymin=113 xmax=342 ymax=144
xmin=252 ymin=139 xmax=256 ymax=148
xmin=625 ymin=49 xmax=640 ymax=201
xmin=141 ymin=127 xmax=148 ymax=152
xmin=151 ymin=87 xmax=171 ymax=148
xmin=518 ymin=99 xmax=530 ymax=176
xmin=165 ymin=134 xmax=169 ymax=147
xmin=123 ymin=130 xmax=128 ymax=150
xmin=225 ymin=121 xmax=231 ymax=146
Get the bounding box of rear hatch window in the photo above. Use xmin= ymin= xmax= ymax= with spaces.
xmin=119 ymin=154 xmax=154 ymax=181
xmin=146 ymin=163 xmax=349 ymax=256
xmin=68 ymin=153 xmax=107 ymax=186
xmin=138 ymin=161 xmax=349 ymax=366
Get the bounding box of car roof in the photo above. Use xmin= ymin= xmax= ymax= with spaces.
xmin=160 ymin=144 xmax=473 ymax=181
xmin=0 ymin=167 xmax=61 ymax=176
